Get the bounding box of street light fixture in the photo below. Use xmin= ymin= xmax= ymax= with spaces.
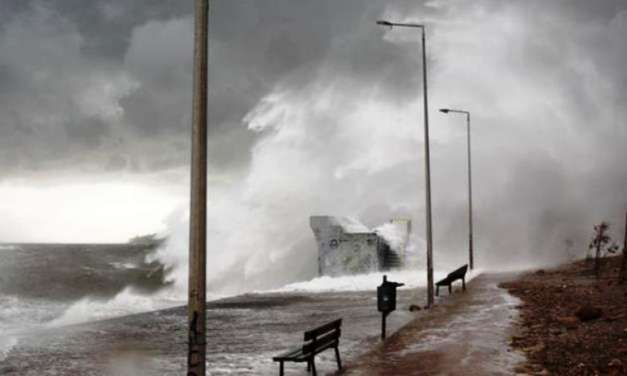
xmin=377 ymin=20 xmax=435 ymax=308
xmin=439 ymin=108 xmax=474 ymax=270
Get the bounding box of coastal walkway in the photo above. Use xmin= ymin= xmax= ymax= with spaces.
xmin=340 ymin=274 xmax=526 ymax=376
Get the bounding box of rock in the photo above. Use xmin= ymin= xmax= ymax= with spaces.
xmin=575 ymin=305 xmax=603 ymax=321
xmin=608 ymin=358 xmax=624 ymax=375
xmin=409 ymin=304 xmax=421 ymax=312
xmin=536 ymin=269 xmax=546 ymax=275
xmin=514 ymin=364 xmax=536 ymax=374
xmin=605 ymin=313 xmax=626 ymax=321
xmin=556 ymin=316 xmax=579 ymax=329
xmin=522 ymin=342 xmax=545 ymax=354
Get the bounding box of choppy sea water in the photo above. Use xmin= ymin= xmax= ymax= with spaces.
xmin=0 ymin=243 xmax=174 ymax=364
xmin=1 ymin=243 xmax=485 ymax=375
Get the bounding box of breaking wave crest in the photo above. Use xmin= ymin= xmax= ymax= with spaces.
xmin=267 ymin=268 xmax=482 ymax=294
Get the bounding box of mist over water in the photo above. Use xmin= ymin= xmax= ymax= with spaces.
xmin=138 ymin=2 xmax=627 ymax=299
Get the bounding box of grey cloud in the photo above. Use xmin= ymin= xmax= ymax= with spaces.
xmin=1 ymin=0 xmax=627 ymax=270
xmin=0 ymin=0 xmax=444 ymax=178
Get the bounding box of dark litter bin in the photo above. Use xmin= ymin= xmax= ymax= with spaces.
xmin=377 ymin=275 xmax=404 ymax=340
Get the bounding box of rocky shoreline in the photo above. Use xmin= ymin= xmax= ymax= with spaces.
xmin=501 ymin=256 xmax=627 ymax=375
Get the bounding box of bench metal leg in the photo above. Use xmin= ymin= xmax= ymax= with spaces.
xmin=436 ymin=285 xmax=439 ymax=296
xmin=307 ymin=360 xmax=311 ymax=372
xmin=448 ymin=284 xmax=452 ymax=295
xmin=279 ymin=361 xmax=284 ymax=376
xmin=311 ymin=358 xmax=317 ymax=376
xmin=462 ymin=277 xmax=466 ymax=291
xmin=335 ymin=346 xmax=342 ymax=370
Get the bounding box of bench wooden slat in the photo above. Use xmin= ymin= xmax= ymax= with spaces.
xmin=448 ymin=264 xmax=468 ymax=279
xmin=272 ymin=347 xmax=304 ymax=361
xmin=435 ymin=264 xmax=468 ymax=297
xmin=307 ymin=339 xmax=339 ymax=356
xmin=273 ymin=318 xmax=343 ymax=376
xmin=302 ymin=329 xmax=340 ymax=354
xmin=304 ymin=318 xmax=342 ymax=341
xmin=435 ymin=277 xmax=451 ymax=286
xmin=436 ymin=264 xmax=468 ymax=285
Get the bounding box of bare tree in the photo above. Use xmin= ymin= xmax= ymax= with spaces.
xmin=588 ymin=222 xmax=619 ymax=279
xmin=621 ymin=213 xmax=627 ymax=283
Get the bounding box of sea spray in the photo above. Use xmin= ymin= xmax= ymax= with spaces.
xmin=142 ymin=75 xmax=432 ymax=297
xmin=0 ymin=336 xmax=17 ymax=362
xmin=45 ymin=286 xmax=198 ymax=328
xmin=268 ymin=268 xmax=482 ymax=294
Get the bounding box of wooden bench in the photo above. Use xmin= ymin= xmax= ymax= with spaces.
xmin=272 ymin=318 xmax=342 ymax=376
xmin=435 ymin=264 xmax=468 ymax=296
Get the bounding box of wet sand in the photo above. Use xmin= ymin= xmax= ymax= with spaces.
xmin=341 ymin=274 xmax=525 ymax=375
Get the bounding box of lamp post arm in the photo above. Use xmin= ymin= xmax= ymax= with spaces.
xmin=393 ymin=22 xmax=424 ymax=29
xmin=445 ymin=109 xmax=470 ymax=116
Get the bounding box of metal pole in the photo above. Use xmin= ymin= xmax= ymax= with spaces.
xmin=421 ymin=27 xmax=434 ymax=308
xmin=381 ymin=312 xmax=387 ymax=340
xmin=188 ymin=0 xmax=208 ymax=375
xmin=375 ymin=20 xmax=434 ymax=308
xmin=466 ymin=113 xmax=474 ymax=270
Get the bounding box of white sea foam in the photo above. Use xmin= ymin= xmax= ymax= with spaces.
xmin=374 ymin=222 xmax=407 ymax=252
xmin=46 ymin=287 xmax=183 ymax=327
xmin=44 ymin=284 xmax=232 ymax=328
xmin=330 ymin=217 xmax=370 ymax=233
xmin=0 ymin=244 xmax=18 ymax=251
xmin=48 ymin=268 xmax=481 ymax=328
xmin=267 ymin=269 xmax=482 ymax=294
xmin=0 ymin=295 xmax=64 ymax=331
xmin=0 ymin=336 xmax=17 ymax=361
xmin=0 ymin=294 xmax=67 ymax=360
xmin=109 ymin=262 xmax=137 ymax=270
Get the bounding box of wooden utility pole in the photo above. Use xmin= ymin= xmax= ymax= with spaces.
xmin=188 ymin=0 xmax=208 ymax=375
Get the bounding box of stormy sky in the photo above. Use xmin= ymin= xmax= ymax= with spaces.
xmin=1 ymin=0 xmax=626 ymax=284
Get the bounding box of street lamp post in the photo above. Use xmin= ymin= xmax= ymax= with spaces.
xmin=439 ymin=108 xmax=474 ymax=270
xmin=377 ymin=20 xmax=435 ymax=308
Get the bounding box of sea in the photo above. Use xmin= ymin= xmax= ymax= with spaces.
xmin=0 ymin=243 xmax=451 ymax=375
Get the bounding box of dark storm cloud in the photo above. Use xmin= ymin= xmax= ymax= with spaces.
xmin=0 ymin=0 xmax=423 ymax=178
xmin=1 ymin=0 xmax=193 ymax=59
xmin=0 ymin=0 xmax=626 ymax=189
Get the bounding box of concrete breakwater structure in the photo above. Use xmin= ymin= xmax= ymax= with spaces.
xmin=310 ymin=216 xmax=411 ymax=276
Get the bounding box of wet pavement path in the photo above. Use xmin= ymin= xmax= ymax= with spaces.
xmin=341 ymin=274 xmax=526 ymax=376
